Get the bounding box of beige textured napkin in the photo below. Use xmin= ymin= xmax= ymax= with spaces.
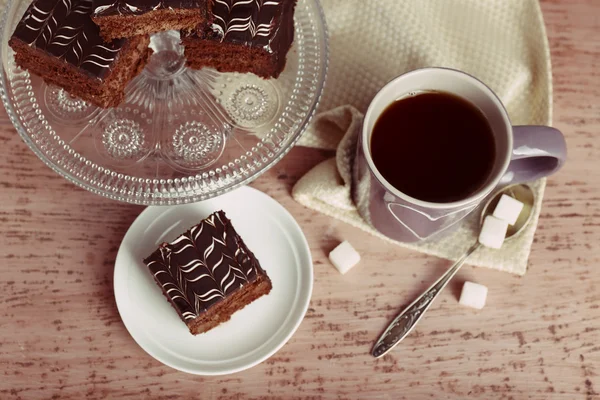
xmin=293 ymin=0 xmax=553 ymax=275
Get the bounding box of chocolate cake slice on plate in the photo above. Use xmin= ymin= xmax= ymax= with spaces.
xmin=92 ymin=0 xmax=210 ymax=40
xmin=144 ymin=211 xmax=272 ymax=335
xmin=182 ymin=0 xmax=297 ymax=79
xmin=9 ymin=0 xmax=151 ymax=108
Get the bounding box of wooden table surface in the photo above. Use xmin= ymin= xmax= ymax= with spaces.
xmin=1 ymin=1 xmax=599 ymax=399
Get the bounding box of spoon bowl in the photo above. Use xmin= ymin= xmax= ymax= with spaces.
xmin=480 ymin=184 xmax=535 ymax=239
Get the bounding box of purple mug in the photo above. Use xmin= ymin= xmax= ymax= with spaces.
xmin=352 ymin=68 xmax=567 ymax=243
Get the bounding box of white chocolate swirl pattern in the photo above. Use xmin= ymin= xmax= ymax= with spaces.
xmin=210 ymin=0 xmax=285 ymax=47
xmin=92 ymin=0 xmax=204 ymax=17
xmin=11 ymin=0 xmax=126 ymax=78
xmin=145 ymin=211 xmax=263 ymax=321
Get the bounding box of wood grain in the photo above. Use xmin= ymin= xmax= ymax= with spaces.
xmin=0 ymin=0 xmax=599 ymax=399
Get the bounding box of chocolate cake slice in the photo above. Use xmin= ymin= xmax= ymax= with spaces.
xmin=9 ymin=0 xmax=151 ymax=108
xmin=144 ymin=211 xmax=272 ymax=335
xmin=182 ymin=0 xmax=296 ymax=79
xmin=92 ymin=0 xmax=209 ymax=41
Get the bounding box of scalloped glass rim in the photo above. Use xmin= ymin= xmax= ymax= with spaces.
xmin=0 ymin=0 xmax=328 ymax=205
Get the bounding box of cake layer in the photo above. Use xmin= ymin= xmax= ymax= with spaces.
xmin=182 ymin=36 xmax=287 ymax=79
xmin=187 ymin=274 xmax=272 ymax=335
xmin=92 ymin=0 xmax=208 ymax=40
xmin=144 ymin=211 xmax=272 ymax=335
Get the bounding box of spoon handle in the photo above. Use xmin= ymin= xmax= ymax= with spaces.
xmin=371 ymin=242 xmax=481 ymax=358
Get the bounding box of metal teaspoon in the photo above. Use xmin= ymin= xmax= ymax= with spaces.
xmin=371 ymin=183 xmax=536 ymax=358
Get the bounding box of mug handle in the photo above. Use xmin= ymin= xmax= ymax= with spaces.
xmin=501 ymin=126 xmax=567 ymax=184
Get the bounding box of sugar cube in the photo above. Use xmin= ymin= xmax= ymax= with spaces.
xmin=329 ymin=241 xmax=361 ymax=274
xmin=459 ymin=281 xmax=488 ymax=310
xmin=493 ymin=194 xmax=524 ymax=225
xmin=478 ymin=215 xmax=509 ymax=249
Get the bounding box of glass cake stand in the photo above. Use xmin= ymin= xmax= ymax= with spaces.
xmin=0 ymin=0 xmax=328 ymax=205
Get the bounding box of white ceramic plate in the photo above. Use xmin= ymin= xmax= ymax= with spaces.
xmin=114 ymin=186 xmax=313 ymax=375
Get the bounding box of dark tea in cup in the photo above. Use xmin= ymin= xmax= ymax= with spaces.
xmin=370 ymin=92 xmax=496 ymax=203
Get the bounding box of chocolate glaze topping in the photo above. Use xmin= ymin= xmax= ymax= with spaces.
xmin=144 ymin=211 xmax=264 ymax=321
xmin=92 ymin=0 xmax=204 ymax=17
xmin=202 ymin=0 xmax=295 ymax=52
xmin=11 ymin=0 xmax=126 ymax=79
